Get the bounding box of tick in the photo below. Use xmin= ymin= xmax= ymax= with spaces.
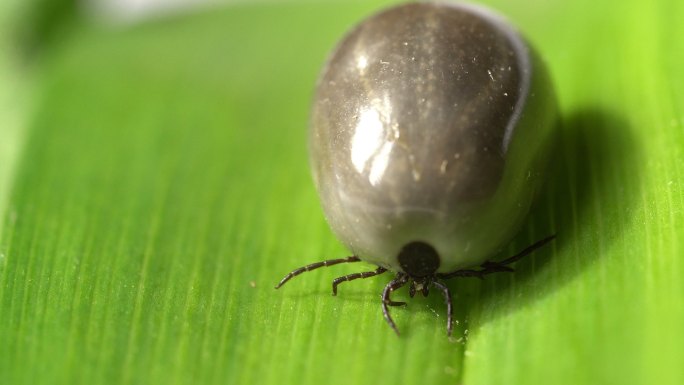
xmin=276 ymin=2 xmax=557 ymax=336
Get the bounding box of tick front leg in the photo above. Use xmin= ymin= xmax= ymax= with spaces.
xmin=331 ymin=266 xmax=387 ymax=295
xmin=385 ymin=300 xmax=407 ymax=307
xmin=431 ymin=281 xmax=454 ymax=337
xmin=381 ymin=274 xmax=409 ymax=336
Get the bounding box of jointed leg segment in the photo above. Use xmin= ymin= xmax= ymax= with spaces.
xmin=431 ymin=281 xmax=453 ymax=336
xmin=382 ymin=274 xmax=410 ymax=336
xmin=332 ymin=266 xmax=387 ymax=295
xmin=437 ymin=235 xmax=556 ymax=279
xmin=275 ymin=256 xmax=361 ymax=289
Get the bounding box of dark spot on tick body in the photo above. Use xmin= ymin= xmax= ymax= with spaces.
xmin=398 ymin=242 xmax=440 ymax=277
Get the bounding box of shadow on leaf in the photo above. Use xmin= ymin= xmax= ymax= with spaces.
xmin=453 ymin=106 xmax=642 ymax=330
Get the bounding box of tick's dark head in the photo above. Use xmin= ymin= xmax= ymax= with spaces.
xmin=397 ymin=241 xmax=440 ymax=278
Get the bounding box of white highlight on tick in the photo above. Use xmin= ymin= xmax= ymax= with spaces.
xmin=357 ymin=55 xmax=368 ymax=72
xmin=351 ymin=96 xmax=395 ymax=186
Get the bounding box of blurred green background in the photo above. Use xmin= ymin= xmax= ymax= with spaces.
xmin=1 ymin=0 xmax=683 ymax=384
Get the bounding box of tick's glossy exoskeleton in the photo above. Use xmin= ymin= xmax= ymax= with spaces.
xmin=276 ymin=2 xmax=557 ymax=336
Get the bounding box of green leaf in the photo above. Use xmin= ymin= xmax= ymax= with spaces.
xmin=1 ymin=1 xmax=683 ymax=385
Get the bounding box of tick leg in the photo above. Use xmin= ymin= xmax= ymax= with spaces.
xmin=275 ymin=256 xmax=361 ymax=289
xmin=383 ymin=278 xmax=408 ymax=306
xmin=382 ymin=274 xmax=409 ymax=336
xmin=437 ymin=235 xmax=556 ymax=279
xmin=494 ymin=234 xmax=556 ymax=267
xmin=386 ymin=300 xmax=407 ymax=307
xmin=431 ymin=281 xmax=453 ymax=337
xmin=332 ymin=266 xmax=387 ymax=295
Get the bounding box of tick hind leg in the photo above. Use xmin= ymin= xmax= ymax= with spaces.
xmin=437 ymin=235 xmax=556 ymax=279
xmin=332 ymin=266 xmax=387 ymax=295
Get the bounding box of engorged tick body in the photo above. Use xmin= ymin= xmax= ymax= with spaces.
xmin=276 ymin=2 xmax=557 ymax=336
